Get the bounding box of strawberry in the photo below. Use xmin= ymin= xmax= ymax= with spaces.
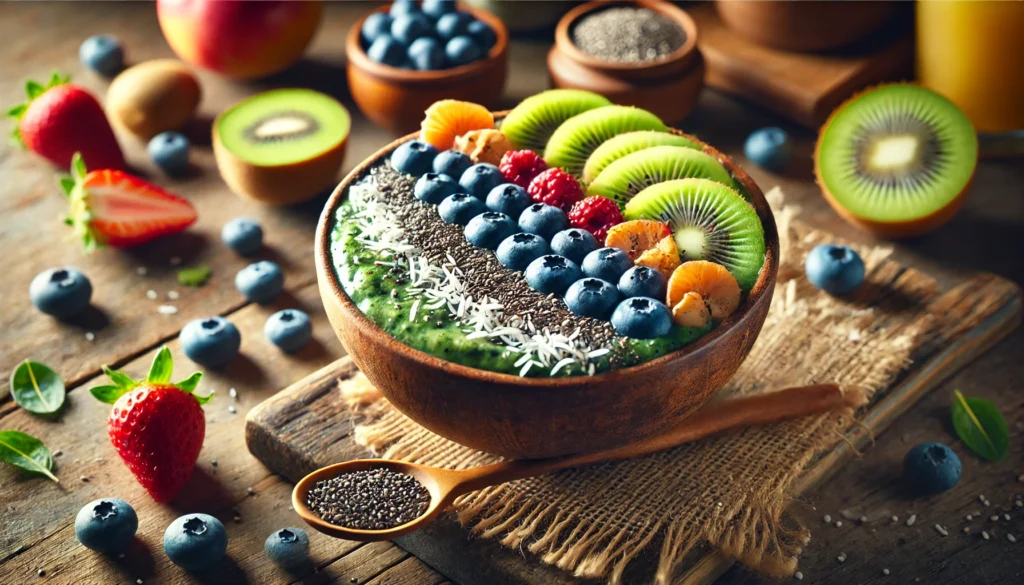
xmin=7 ymin=72 xmax=125 ymax=170
xmin=91 ymin=348 xmax=211 ymax=503
xmin=62 ymin=153 xmax=197 ymax=251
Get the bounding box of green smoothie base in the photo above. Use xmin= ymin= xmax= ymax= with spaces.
xmin=330 ymin=179 xmax=712 ymax=378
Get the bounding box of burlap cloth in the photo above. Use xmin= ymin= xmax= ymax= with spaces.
xmin=339 ymin=189 xmax=931 ymax=583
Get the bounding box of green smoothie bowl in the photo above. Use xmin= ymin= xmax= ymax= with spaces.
xmin=314 ymin=93 xmax=779 ymax=459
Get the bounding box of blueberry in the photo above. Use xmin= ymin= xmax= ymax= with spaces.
xmin=550 ymin=229 xmax=598 ymax=264
xmin=180 ymin=316 xmax=242 ymax=368
xmin=744 ymin=127 xmax=793 ymax=173
xmin=391 ymin=139 xmax=439 ymax=176
xmin=147 ymin=131 xmax=190 ymax=176
xmin=75 ymin=498 xmax=138 ymax=554
xmin=581 ymin=247 xmax=632 ymax=283
xmin=236 ymin=260 xmax=284 ymax=304
xmin=79 ymin=34 xmax=123 ymax=77
xmin=163 ymin=514 xmax=228 ymax=572
xmin=805 ymin=244 xmax=865 ymax=295
xmin=518 ymin=203 xmax=569 ymax=240
xmin=611 ymin=297 xmax=672 ymax=339
xmin=465 ymin=211 xmax=516 ymax=250
xmin=265 ymin=527 xmax=310 ymax=569
xmin=389 ymin=0 xmax=420 ymax=18
xmin=432 ymin=150 xmax=472 ymax=179
xmin=467 ymin=20 xmax=496 ymax=51
xmin=29 ymin=267 xmax=92 ymax=319
xmin=367 ymin=35 xmax=406 ymax=67
xmin=564 ymin=278 xmax=621 ymax=320
xmin=903 ymin=442 xmax=962 ymax=495
xmin=618 ymin=266 xmax=667 ymax=299
xmin=459 ymin=163 xmax=504 ymax=198
xmin=525 ymin=255 xmax=582 ymax=296
xmin=422 ymin=0 xmax=457 ymax=19
xmin=391 ymin=13 xmax=432 ymax=46
xmin=438 ymin=193 xmax=486 ymax=225
xmin=265 ymin=309 xmax=312 ymax=353
xmin=485 ymin=184 xmax=532 ymax=219
xmin=445 ymin=35 xmax=483 ymax=66
xmin=221 ymin=217 xmax=263 ymax=257
xmin=496 ymin=232 xmax=549 ymax=271
xmin=435 ymin=11 xmax=473 ymax=41
xmin=408 ymin=37 xmax=445 ymax=70
xmin=361 ymin=12 xmax=393 ymax=45
xmin=414 ymin=173 xmax=460 ymax=204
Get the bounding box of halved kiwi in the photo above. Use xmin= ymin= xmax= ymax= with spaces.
xmin=499 ymin=89 xmax=611 ymax=152
xmin=544 ymin=106 xmax=667 ymax=178
xmin=213 ymin=88 xmax=350 ymax=205
xmin=815 ymin=83 xmax=978 ymax=237
xmin=582 ymin=130 xmax=700 ymax=184
xmin=625 ymin=178 xmax=766 ymax=291
xmin=587 ymin=146 xmax=738 ymax=208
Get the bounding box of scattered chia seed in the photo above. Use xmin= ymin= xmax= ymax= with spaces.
xmin=228 ymin=405 xmax=237 ymax=414
xmin=882 ymin=568 xmax=890 ymax=576
xmin=835 ymin=521 xmax=843 ymax=528
xmin=85 ymin=332 xmax=95 ymax=341
xmin=906 ymin=514 xmax=916 ymax=526
xmin=80 ymin=476 xmax=89 ymax=483
xmin=934 ymin=524 xmax=948 ymax=536
xmin=53 ymin=450 xmax=62 ymax=457
xmin=146 ymin=290 xmax=158 ymax=300
xmin=859 ymin=516 xmax=868 ymax=524
xmin=572 ymin=7 xmax=685 ymax=63
xmin=1004 ymin=513 xmax=1011 ymax=521
xmin=891 ymin=515 xmax=898 ymax=523
xmin=307 ymin=468 xmax=431 ymax=530
xmin=247 ymin=487 xmax=255 ymax=496
xmin=823 ymin=514 xmax=831 ymax=523
xmin=793 ymin=571 xmax=803 ymax=581
xmin=990 ymin=515 xmax=999 ymax=522
xmin=982 ymin=530 xmax=991 ymax=540
xmin=37 ymin=569 xmax=45 ymax=577
xmin=229 ymin=388 xmax=238 ymax=399
xmin=836 ymin=552 xmax=847 ymax=563
xmin=963 ymin=527 xmax=971 ymax=534
xmin=966 ymin=514 xmax=973 ymax=521
xmin=1008 ymin=534 xmax=1017 ymax=543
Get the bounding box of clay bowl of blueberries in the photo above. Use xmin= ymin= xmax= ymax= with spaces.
xmin=315 ymin=89 xmax=779 ymax=459
xmin=347 ymin=0 xmax=508 ymax=135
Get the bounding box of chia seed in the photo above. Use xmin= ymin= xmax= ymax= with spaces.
xmin=306 ymin=468 xmax=431 ymax=530
xmin=572 ymin=7 xmax=685 ymax=63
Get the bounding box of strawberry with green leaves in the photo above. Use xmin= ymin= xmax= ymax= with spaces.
xmin=7 ymin=72 xmax=125 ymax=170
xmin=63 ymin=153 xmax=198 ymax=251
xmin=91 ymin=348 xmax=211 ymax=503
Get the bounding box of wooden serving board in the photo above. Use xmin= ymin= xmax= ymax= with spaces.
xmin=688 ymin=3 xmax=914 ymax=129
xmin=247 ymin=266 xmax=1020 ymax=585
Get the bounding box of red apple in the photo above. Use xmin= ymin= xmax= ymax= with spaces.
xmin=157 ymin=0 xmax=323 ymax=80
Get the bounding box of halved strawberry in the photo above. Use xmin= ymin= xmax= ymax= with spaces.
xmin=62 ymin=153 xmax=197 ymax=251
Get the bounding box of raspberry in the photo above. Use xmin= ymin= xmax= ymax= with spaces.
xmin=499 ymin=149 xmax=548 ymax=188
xmin=568 ymin=196 xmax=624 ymax=242
xmin=527 ymin=168 xmax=583 ymax=211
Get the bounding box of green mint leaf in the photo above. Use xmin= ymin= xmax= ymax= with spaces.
xmin=89 ymin=384 xmax=126 ymax=404
xmin=174 ymin=372 xmax=203 ymax=393
xmin=146 ymin=348 xmax=174 ymax=384
xmin=102 ymin=365 xmax=137 ymax=392
xmin=192 ymin=390 xmax=214 ymax=406
xmin=6 ymin=104 xmax=26 ymax=118
xmin=951 ymin=390 xmax=1009 ymax=461
xmin=9 ymin=361 xmax=65 ymax=415
xmin=177 ymin=265 xmax=211 ymax=287
xmin=0 ymin=430 xmax=57 ymax=482
xmin=25 ymin=80 xmax=44 ymax=99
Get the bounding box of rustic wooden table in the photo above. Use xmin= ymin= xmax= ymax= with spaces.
xmin=1 ymin=3 xmax=1021 ymax=585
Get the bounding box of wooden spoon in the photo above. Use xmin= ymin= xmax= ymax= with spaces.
xmin=293 ymin=383 xmax=865 ymax=541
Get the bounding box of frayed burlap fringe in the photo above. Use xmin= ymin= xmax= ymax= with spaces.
xmin=339 ymin=188 xmax=934 ymax=583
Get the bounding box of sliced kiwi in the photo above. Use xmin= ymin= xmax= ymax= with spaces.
xmin=544 ymin=106 xmax=667 ymax=178
xmin=582 ymin=131 xmax=700 ymax=184
xmin=625 ymin=178 xmax=766 ymax=290
xmin=815 ymin=83 xmax=978 ymax=237
xmin=500 ymin=89 xmax=611 ymax=152
xmin=587 ymin=146 xmax=738 ymax=208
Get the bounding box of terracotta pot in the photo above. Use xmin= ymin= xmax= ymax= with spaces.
xmin=346 ymin=6 xmax=509 ymax=135
xmin=314 ymin=116 xmax=779 ymax=459
xmin=547 ymin=0 xmax=705 ymax=125
xmin=715 ymin=0 xmax=895 ymax=53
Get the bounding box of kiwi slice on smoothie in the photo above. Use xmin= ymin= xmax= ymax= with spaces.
xmin=544 ymin=106 xmax=667 ymax=178
xmin=587 ymin=146 xmax=739 ymax=208
xmin=582 ymin=130 xmax=700 ymax=184
xmin=499 ymin=89 xmax=611 ymax=153
xmin=213 ymin=88 xmax=350 ymax=205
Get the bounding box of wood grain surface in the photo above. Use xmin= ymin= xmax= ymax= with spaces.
xmin=2 ymin=2 xmax=1023 ymax=585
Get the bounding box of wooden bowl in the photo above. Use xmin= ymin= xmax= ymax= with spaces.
xmin=314 ymin=118 xmax=779 ymax=459
xmin=346 ymin=6 xmax=509 ymax=135
xmin=715 ymin=0 xmax=895 ymax=53
xmin=547 ymin=0 xmax=705 ymax=125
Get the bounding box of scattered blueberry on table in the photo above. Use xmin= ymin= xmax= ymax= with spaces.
xmin=618 ymin=265 xmax=667 ymax=300
xmin=147 ymin=131 xmax=190 ymax=176
xmin=459 ymin=163 xmax=504 ymax=199
xmin=235 ymin=260 xmax=284 ymax=304
xmin=265 ymin=527 xmax=310 ymax=569
xmin=550 ymin=228 xmax=598 ymax=265
xmin=581 ymin=247 xmax=632 ymax=284
xmin=163 ymin=514 xmax=228 ymax=572
xmin=464 ymin=211 xmax=516 ymax=250
xmin=79 ymin=34 xmax=124 ymax=76
xmin=221 ymin=217 xmax=264 ymax=257
xmin=438 ymin=193 xmax=486 ymax=225
xmin=525 ymin=254 xmax=582 ymax=296
xmin=610 ymin=297 xmax=672 ymax=339
xmin=744 ymin=127 xmax=793 ymax=173
xmin=265 ymin=309 xmax=313 ymax=354
xmin=485 ymin=184 xmax=531 ymax=219
xmin=496 ymin=232 xmax=549 ymax=271
xmin=432 ymin=149 xmax=472 ymax=180
xmin=518 ymin=203 xmax=568 ymax=240
xmin=564 ymin=277 xmax=621 ymax=319
xmin=180 ymin=316 xmax=241 ymax=369
xmin=29 ymin=267 xmax=92 ymax=319
xmin=903 ymin=442 xmax=962 ymax=494
xmin=75 ymin=498 xmax=138 ymax=554
xmin=414 ymin=173 xmax=460 ymax=204
xmin=391 ymin=139 xmax=439 ymax=176
xmin=805 ymin=244 xmax=865 ymax=295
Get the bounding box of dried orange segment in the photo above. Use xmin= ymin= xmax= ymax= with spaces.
xmin=667 ymin=260 xmax=741 ymax=320
xmin=604 ymin=219 xmax=672 ymax=261
xmin=672 ymin=291 xmax=711 ymax=328
xmin=420 ymin=100 xmax=495 ymax=150
xmin=636 ymin=235 xmax=682 ymax=278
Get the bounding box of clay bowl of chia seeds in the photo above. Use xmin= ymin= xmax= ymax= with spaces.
xmin=314 ymin=116 xmax=779 ymax=460
xmin=547 ymin=0 xmax=705 ymax=125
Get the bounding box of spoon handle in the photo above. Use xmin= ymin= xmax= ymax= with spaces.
xmin=448 ymin=384 xmax=865 ymax=496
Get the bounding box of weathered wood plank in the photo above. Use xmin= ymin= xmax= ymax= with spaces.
xmin=364 ymin=556 xmax=449 ymax=585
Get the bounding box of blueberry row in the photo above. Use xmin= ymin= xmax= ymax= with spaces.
xmin=362 ymin=0 xmax=496 ymax=70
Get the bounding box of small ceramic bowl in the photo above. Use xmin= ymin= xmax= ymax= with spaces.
xmin=548 ymin=0 xmax=705 ymax=125
xmin=314 ymin=114 xmax=779 ymax=459
xmin=715 ymin=0 xmax=895 ymax=53
xmin=346 ymin=6 xmax=509 ymax=135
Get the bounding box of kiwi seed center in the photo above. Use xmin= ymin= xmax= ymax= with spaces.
xmin=854 ymin=116 xmax=942 ymax=186
xmin=244 ymin=111 xmax=320 ymax=143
